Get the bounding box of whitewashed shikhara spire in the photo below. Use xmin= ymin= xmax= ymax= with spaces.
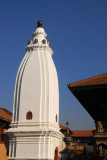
xmin=7 ymin=20 xmax=62 ymax=160
xmin=12 ymin=20 xmax=59 ymax=125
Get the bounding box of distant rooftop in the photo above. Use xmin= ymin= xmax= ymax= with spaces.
xmin=71 ymin=130 xmax=93 ymax=137
xmin=59 ymin=124 xmax=67 ymax=130
xmin=59 ymin=124 xmax=93 ymax=137
xmin=0 ymin=108 xmax=12 ymax=122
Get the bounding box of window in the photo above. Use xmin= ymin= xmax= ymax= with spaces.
xmin=42 ymin=39 xmax=46 ymax=44
xmin=56 ymin=114 xmax=57 ymax=122
xmin=34 ymin=39 xmax=38 ymax=44
xmin=26 ymin=111 xmax=33 ymax=120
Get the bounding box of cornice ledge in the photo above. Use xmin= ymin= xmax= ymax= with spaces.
xmin=8 ymin=129 xmax=62 ymax=139
xmin=11 ymin=122 xmax=59 ymax=129
xmin=8 ymin=158 xmax=53 ymax=160
xmin=25 ymin=45 xmax=53 ymax=54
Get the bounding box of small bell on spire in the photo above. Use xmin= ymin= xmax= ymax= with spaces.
xmin=37 ymin=20 xmax=43 ymax=28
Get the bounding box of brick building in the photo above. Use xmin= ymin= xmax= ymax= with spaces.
xmin=0 ymin=108 xmax=12 ymax=160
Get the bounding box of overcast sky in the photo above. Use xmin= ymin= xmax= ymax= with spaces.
xmin=0 ymin=0 xmax=107 ymax=130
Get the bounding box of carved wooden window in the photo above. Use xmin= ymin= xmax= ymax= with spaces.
xmin=26 ymin=111 xmax=33 ymax=120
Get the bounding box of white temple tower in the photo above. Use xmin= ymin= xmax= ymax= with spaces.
xmin=7 ymin=20 xmax=62 ymax=160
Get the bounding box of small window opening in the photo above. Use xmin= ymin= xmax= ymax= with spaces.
xmin=26 ymin=111 xmax=33 ymax=120
xmin=56 ymin=114 xmax=57 ymax=122
xmin=42 ymin=39 xmax=46 ymax=44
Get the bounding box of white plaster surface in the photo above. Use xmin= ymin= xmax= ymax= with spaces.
xmin=7 ymin=22 xmax=62 ymax=160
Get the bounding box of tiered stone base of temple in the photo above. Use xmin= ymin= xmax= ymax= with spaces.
xmin=8 ymin=123 xmax=61 ymax=160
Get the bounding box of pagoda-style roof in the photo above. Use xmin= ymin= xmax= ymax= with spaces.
xmin=59 ymin=124 xmax=93 ymax=137
xmin=71 ymin=130 xmax=93 ymax=137
xmin=68 ymin=73 xmax=107 ymax=121
xmin=0 ymin=108 xmax=12 ymax=122
xmin=0 ymin=108 xmax=12 ymax=129
xmin=69 ymin=73 xmax=107 ymax=87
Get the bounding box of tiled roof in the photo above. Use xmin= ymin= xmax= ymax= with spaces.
xmin=59 ymin=124 xmax=67 ymax=130
xmin=68 ymin=73 xmax=107 ymax=88
xmin=71 ymin=130 xmax=93 ymax=137
xmin=0 ymin=108 xmax=12 ymax=121
xmin=59 ymin=124 xmax=93 ymax=137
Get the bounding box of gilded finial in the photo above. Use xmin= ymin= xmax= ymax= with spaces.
xmin=37 ymin=20 xmax=43 ymax=28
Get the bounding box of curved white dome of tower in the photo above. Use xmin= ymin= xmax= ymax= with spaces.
xmin=13 ymin=21 xmax=59 ymax=125
xmin=7 ymin=20 xmax=62 ymax=160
